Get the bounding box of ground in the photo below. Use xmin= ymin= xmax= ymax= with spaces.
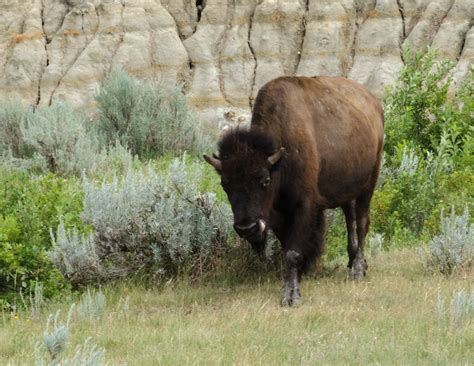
xmin=1 ymin=249 xmax=472 ymax=365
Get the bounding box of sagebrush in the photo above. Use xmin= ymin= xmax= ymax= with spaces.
xmin=95 ymin=69 xmax=212 ymax=158
xmin=50 ymin=158 xmax=234 ymax=286
xmin=419 ymin=208 xmax=473 ymax=274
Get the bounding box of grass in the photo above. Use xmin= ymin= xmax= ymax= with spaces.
xmin=1 ymin=249 xmax=472 ymax=365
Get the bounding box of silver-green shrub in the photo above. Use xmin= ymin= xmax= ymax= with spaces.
xmin=50 ymin=158 xmax=233 ymax=285
xmin=418 ymin=208 xmax=473 ymax=274
xmin=436 ymin=289 xmax=474 ymax=329
xmin=76 ymin=288 xmax=106 ymax=320
xmin=95 ymin=68 xmax=212 ymax=158
xmin=21 ymin=103 xmax=99 ymax=176
xmin=0 ymin=100 xmax=31 ymax=158
xmin=50 ymin=221 xmax=104 ymax=286
xmin=369 ymin=233 xmax=384 ymax=257
xmin=43 ymin=308 xmax=74 ymax=361
xmin=35 ymin=305 xmax=105 ymax=366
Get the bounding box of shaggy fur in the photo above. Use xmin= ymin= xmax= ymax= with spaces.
xmin=205 ymin=76 xmax=384 ymax=306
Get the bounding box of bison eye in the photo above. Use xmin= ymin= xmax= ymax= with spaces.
xmin=261 ymin=176 xmax=271 ymax=188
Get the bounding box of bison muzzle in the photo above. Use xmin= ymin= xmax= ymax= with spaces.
xmin=204 ymin=76 xmax=384 ymax=306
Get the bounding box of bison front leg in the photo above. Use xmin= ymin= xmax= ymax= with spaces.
xmin=280 ymin=208 xmax=325 ymax=307
xmin=281 ymin=250 xmax=302 ymax=306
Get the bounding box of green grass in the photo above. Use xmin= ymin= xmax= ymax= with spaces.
xmin=1 ymin=249 xmax=472 ymax=365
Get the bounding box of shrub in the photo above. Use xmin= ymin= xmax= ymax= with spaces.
xmin=384 ymin=48 xmax=473 ymax=162
xmin=0 ymin=167 xmax=85 ymax=308
xmin=436 ymin=289 xmax=474 ymax=329
xmin=373 ymin=52 xmax=473 ymax=243
xmin=35 ymin=306 xmax=105 ymax=365
xmin=95 ymin=69 xmax=212 ymax=158
xmin=0 ymin=100 xmax=31 ymax=158
xmin=76 ymin=288 xmax=106 ymax=320
xmin=21 ymin=103 xmax=100 ymax=176
xmin=49 ymin=158 xmax=234 ymax=286
xmin=418 ymin=208 xmax=473 ymax=274
xmin=42 ymin=309 xmax=73 ymax=361
xmin=368 ymin=233 xmax=384 ymax=257
xmin=49 ymin=221 xmax=103 ymax=287
xmin=384 ymin=48 xmax=452 ymax=156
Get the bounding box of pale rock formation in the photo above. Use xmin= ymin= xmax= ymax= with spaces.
xmin=297 ymin=0 xmax=355 ymax=77
xmin=0 ymin=0 xmax=472 ymax=127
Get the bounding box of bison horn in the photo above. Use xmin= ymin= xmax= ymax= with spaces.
xmin=203 ymin=154 xmax=222 ymax=171
xmin=268 ymin=147 xmax=285 ymax=166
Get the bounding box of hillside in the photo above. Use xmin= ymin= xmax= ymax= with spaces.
xmin=0 ymin=0 xmax=472 ymax=126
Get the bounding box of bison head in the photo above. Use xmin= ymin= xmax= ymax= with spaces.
xmin=204 ymin=129 xmax=284 ymax=254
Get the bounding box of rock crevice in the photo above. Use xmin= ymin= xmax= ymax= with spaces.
xmin=0 ymin=0 xmax=472 ymax=126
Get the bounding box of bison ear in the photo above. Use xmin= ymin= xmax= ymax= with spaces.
xmin=203 ymin=154 xmax=222 ymax=173
xmin=268 ymin=147 xmax=285 ymax=166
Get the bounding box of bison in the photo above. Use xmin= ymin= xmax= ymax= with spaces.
xmin=204 ymin=76 xmax=384 ymax=306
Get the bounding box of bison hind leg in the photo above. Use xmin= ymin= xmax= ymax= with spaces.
xmin=342 ymin=201 xmax=358 ymax=268
xmin=344 ymin=190 xmax=373 ymax=280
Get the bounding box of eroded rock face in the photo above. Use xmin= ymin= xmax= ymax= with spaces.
xmin=0 ymin=0 xmax=472 ymax=127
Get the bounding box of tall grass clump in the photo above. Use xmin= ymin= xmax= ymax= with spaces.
xmin=95 ymin=69 xmax=211 ymax=158
xmin=49 ymin=158 xmax=233 ymax=286
xmin=419 ymin=208 xmax=473 ymax=274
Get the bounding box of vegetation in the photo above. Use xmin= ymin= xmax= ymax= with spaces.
xmin=0 ymin=49 xmax=472 ymax=363
xmin=0 ymin=70 xmax=218 ymax=306
xmin=419 ymin=208 xmax=473 ymax=274
xmin=50 ymin=158 xmax=234 ymax=287
xmin=0 ymin=169 xmax=84 ymax=309
xmin=1 ymin=251 xmax=472 ymax=365
xmin=95 ymin=69 xmax=212 ymax=158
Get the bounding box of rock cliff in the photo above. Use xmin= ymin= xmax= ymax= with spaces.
xmin=0 ymin=0 xmax=472 ymax=127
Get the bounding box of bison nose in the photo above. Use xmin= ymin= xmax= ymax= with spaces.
xmin=234 ymin=221 xmax=259 ymax=238
xmin=234 ymin=219 xmax=267 ymax=238
xmin=234 ymin=221 xmax=257 ymax=232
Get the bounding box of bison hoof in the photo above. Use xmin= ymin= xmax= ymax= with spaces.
xmin=348 ymin=258 xmax=367 ymax=280
xmin=281 ymin=287 xmax=301 ymax=307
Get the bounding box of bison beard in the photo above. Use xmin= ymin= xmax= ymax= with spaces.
xmin=204 ymin=76 xmax=384 ymax=306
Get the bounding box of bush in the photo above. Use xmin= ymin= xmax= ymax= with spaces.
xmin=436 ymin=289 xmax=474 ymax=329
xmin=21 ymin=103 xmax=100 ymax=176
xmin=35 ymin=306 xmax=105 ymax=365
xmin=0 ymin=100 xmax=32 ymax=158
xmin=49 ymin=158 xmax=234 ymax=286
xmin=49 ymin=222 xmax=103 ymax=287
xmin=384 ymin=48 xmax=473 ymax=161
xmin=0 ymin=167 xmax=85 ymax=308
xmin=95 ymin=69 xmax=212 ymax=158
xmin=418 ymin=208 xmax=473 ymax=275
xmin=372 ymin=49 xmax=474 ymax=245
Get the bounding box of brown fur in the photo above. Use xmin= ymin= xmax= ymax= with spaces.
xmin=205 ymin=76 xmax=384 ymax=306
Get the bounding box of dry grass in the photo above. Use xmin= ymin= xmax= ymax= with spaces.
xmin=1 ymin=249 xmax=472 ymax=365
